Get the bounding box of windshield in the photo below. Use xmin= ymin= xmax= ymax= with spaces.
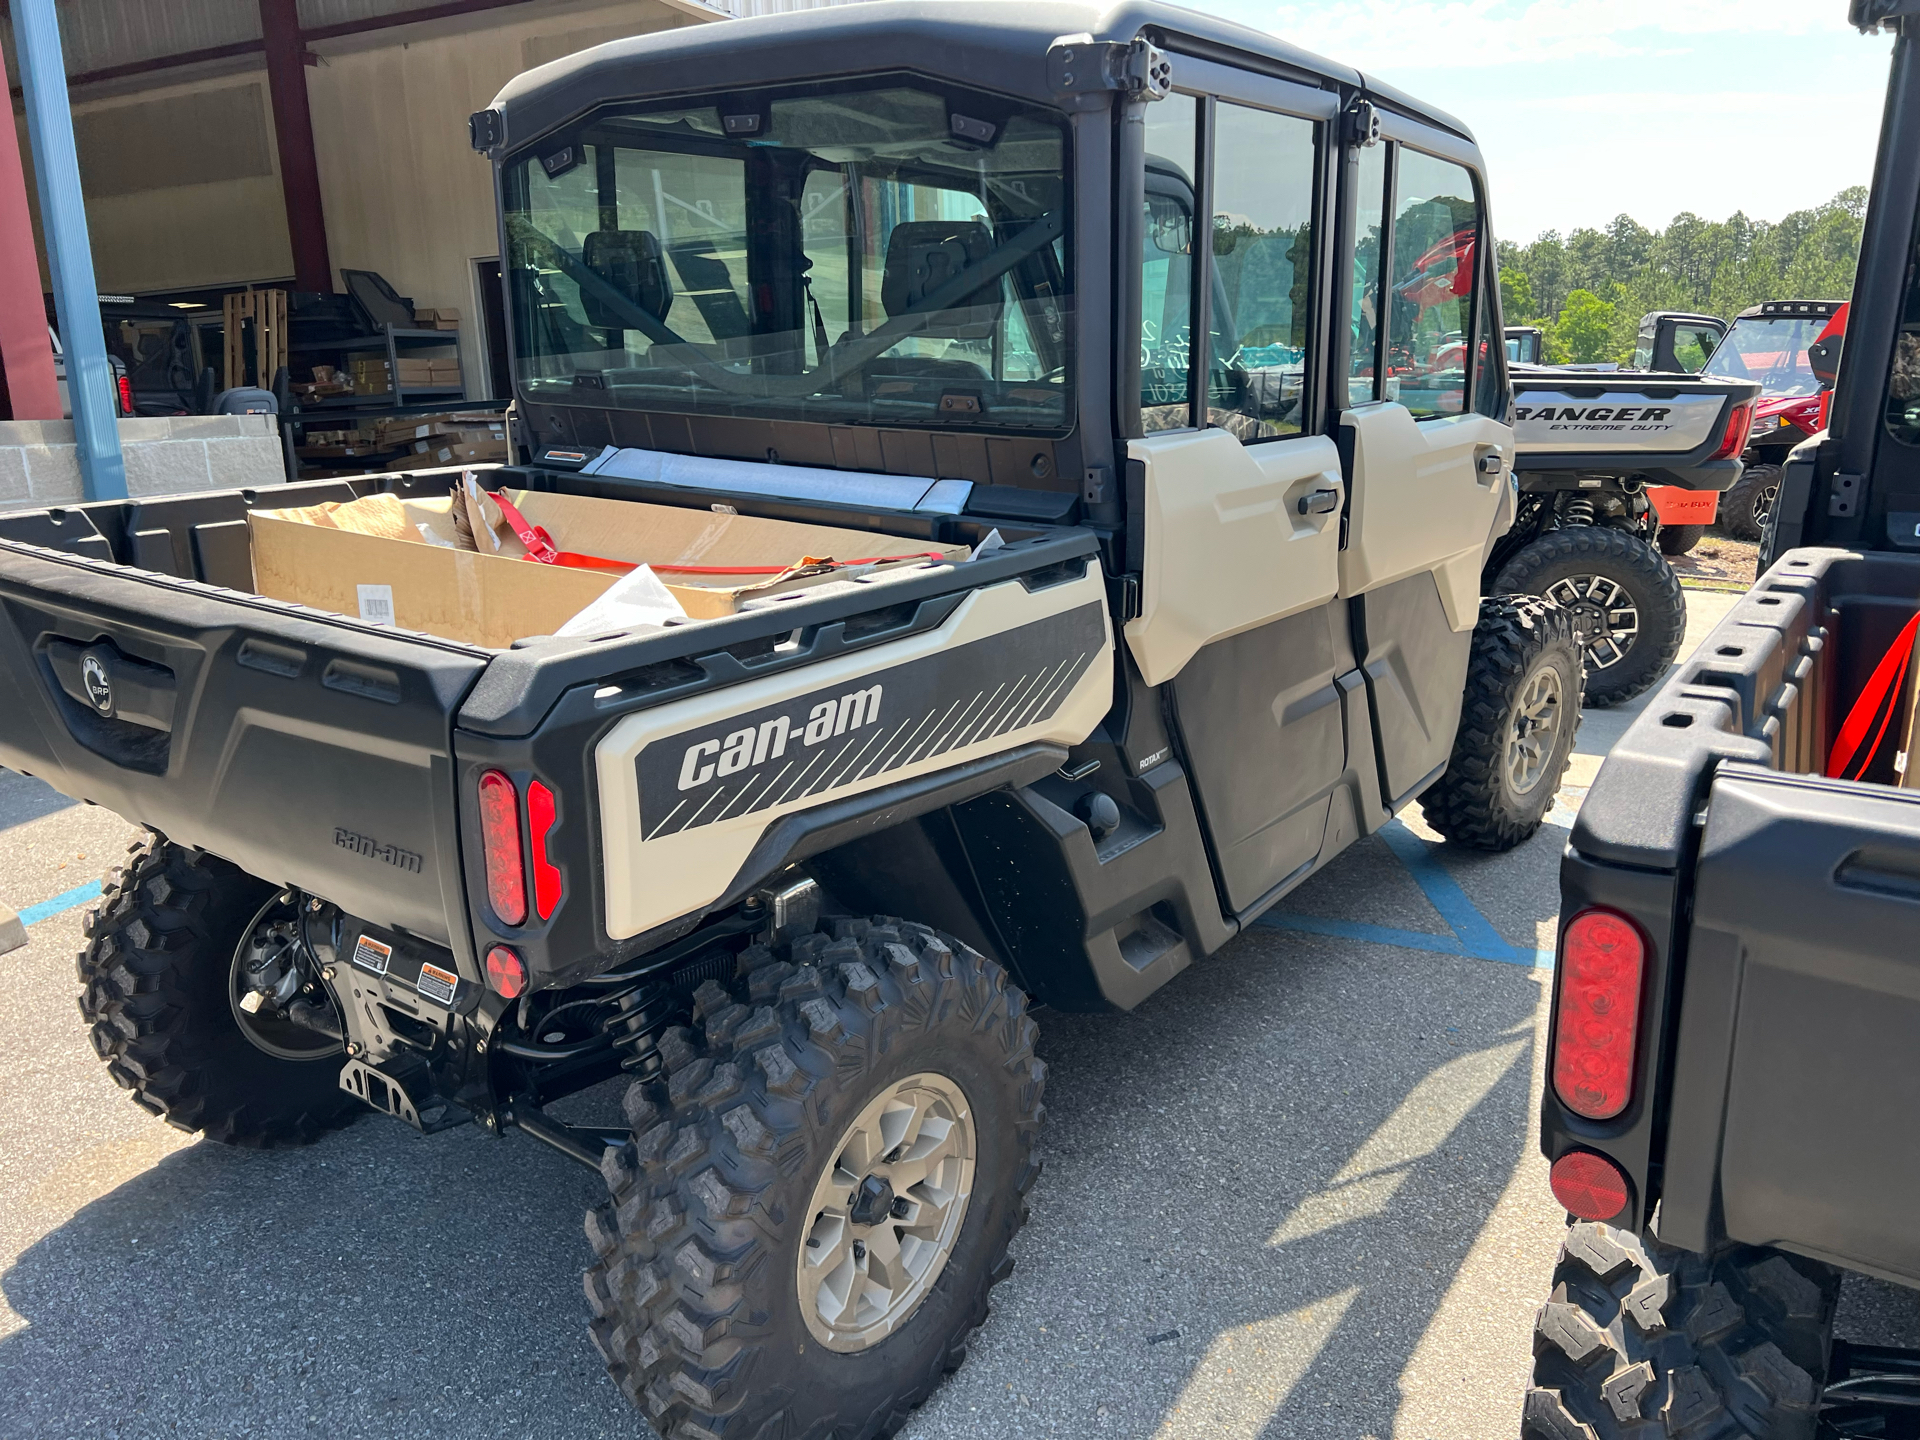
xmin=1702 ymin=316 xmax=1822 ymax=397
xmin=503 ymin=80 xmax=1071 ymax=432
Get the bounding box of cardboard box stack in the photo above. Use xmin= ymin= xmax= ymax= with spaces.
xmin=378 ymin=413 xmax=509 ymax=470
xmin=412 ymin=307 xmax=461 ymax=332
xmin=348 ymin=355 xmax=462 ymax=395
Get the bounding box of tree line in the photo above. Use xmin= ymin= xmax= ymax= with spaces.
xmin=1496 ymin=188 xmax=1867 ymax=365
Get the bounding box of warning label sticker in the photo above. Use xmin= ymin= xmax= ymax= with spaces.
xmin=350 ymin=935 xmax=392 ymax=976
xmin=416 ymin=961 xmax=459 ymax=1008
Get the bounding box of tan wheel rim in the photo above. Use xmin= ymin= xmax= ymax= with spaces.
xmin=1505 ymin=663 xmax=1565 ymax=796
xmin=796 ymin=1071 xmax=976 ymax=1353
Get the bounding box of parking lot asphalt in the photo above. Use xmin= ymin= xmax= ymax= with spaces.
xmin=3 ymin=586 xmax=1916 ymax=1440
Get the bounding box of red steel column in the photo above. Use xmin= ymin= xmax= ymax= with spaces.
xmin=259 ymin=0 xmax=332 ymax=293
xmin=0 ymin=40 xmax=60 ymax=420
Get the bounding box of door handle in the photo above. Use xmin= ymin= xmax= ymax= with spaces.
xmin=1475 ymin=448 xmax=1505 ymax=483
xmin=1296 ymin=487 xmax=1340 ymax=516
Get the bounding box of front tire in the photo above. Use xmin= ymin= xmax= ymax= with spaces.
xmin=1721 ymin=462 xmax=1781 ymax=543
xmin=584 ymin=916 xmax=1044 ymax=1440
xmin=1421 ymin=595 xmax=1582 ymax=851
xmin=1493 ymin=527 xmax=1686 ymax=707
xmin=1525 ymin=1222 xmax=1840 ymax=1440
xmin=77 ymin=835 xmax=359 ymax=1146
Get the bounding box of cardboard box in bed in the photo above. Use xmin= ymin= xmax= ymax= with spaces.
xmin=247 ymin=488 xmax=966 ymax=649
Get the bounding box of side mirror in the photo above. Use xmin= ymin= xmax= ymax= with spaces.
xmin=1809 ymin=334 xmax=1843 ymax=389
xmin=581 ymin=230 xmax=672 ymax=330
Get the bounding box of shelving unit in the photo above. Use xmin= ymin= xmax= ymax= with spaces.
xmin=291 ymin=324 xmax=466 ymax=407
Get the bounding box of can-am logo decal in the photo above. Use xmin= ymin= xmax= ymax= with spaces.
xmin=636 ymin=601 xmax=1106 ymax=841
xmin=334 ymin=827 xmax=424 ymax=873
xmin=677 ymin=684 xmax=884 ymax=791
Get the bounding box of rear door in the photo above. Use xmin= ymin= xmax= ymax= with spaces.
xmin=1339 ymin=122 xmax=1512 ymax=807
xmin=1124 ymin=69 xmax=1354 ymax=912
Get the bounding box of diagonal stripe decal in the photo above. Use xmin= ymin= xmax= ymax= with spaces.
xmin=635 ymin=601 xmax=1106 ymax=839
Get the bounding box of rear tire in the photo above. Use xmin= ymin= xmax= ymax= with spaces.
xmin=1493 ymin=526 xmax=1686 ymax=708
xmin=77 ymin=834 xmax=359 ymax=1146
xmin=1657 ymin=524 xmax=1704 ymax=556
xmin=1721 ymin=462 xmax=1781 ymax=543
xmin=584 ymin=915 xmax=1044 ymax=1440
xmin=1524 ymin=1221 xmax=1840 ymax=1440
xmin=1421 ymin=595 xmax=1582 ymax=852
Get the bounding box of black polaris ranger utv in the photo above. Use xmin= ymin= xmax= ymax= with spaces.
xmin=0 ymin=5 xmax=1581 ymax=1435
xmin=1526 ymin=3 xmax=1920 ymax=1435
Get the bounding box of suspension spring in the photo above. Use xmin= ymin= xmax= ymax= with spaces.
xmin=1561 ymin=495 xmax=1596 ymax=527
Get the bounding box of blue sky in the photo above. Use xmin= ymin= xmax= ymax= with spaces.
xmin=1202 ymin=0 xmax=1895 ymax=243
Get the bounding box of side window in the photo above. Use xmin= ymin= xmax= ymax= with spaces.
xmin=1207 ymin=103 xmax=1318 ymax=442
xmin=1388 ymin=148 xmax=1481 ymax=420
xmin=1673 ymin=324 xmax=1720 ymax=373
xmin=1141 ymin=97 xmax=1199 ymax=432
xmin=1348 ymin=143 xmax=1387 ymax=405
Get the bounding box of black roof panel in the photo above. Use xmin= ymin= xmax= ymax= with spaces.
xmin=485 ymin=0 xmax=1473 ymax=155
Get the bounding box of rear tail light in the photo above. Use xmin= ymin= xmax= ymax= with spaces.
xmin=1551 ymin=907 xmax=1645 ymax=1120
xmin=1714 ymin=400 xmax=1756 ymax=459
xmin=485 ymin=944 xmax=528 ymax=999
xmin=116 ymin=372 xmax=133 ymax=415
xmin=477 ymin=769 xmax=527 ymax=926
xmin=1550 ymin=1150 xmax=1630 ymax=1221
xmin=527 ymin=780 xmax=562 ymax=920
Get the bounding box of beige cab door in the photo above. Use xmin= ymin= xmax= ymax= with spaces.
xmin=1124 ymin=427 xmax=1343 ymax=688
xmin=1338 ymin=130 xmax=1513 ymax=807
xmin=1121 ymin=84 xmax=1353 ymax=913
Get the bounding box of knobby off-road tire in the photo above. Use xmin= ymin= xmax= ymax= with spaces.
xmin=1420 ymin=595 xmax=1583 ymax=852
xmin=1493 ymin=526 xmax=1686 ymax=708
xmin=1721 ymin=462 xmax=1781 ymax=544
xmin=1525 ymin=1222 xmax=1841 ymax=1440
xmin=77 ymin=834 xmax=359 ymax=1146
xmin=584 ymin=916 xmax=1044 ymax=1440
xmin=1657 ymin=524 xmax=1704 ymax=557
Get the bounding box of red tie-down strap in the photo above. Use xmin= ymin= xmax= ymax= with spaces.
xmin=1827 ymin=611 xmax=1920 ymax=781
xmin=484 ymin=489 xmax=947 ymax=577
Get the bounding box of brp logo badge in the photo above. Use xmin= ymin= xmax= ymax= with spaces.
xmin=81 ymin=653 xmax=113 ymax=715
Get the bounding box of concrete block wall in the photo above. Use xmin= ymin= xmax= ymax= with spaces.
xmin=0 ymin=416 xmax=288 ymax=512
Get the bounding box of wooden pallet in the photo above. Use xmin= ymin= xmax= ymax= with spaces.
xmin=223 ymin=288 xmax=289 ymax=391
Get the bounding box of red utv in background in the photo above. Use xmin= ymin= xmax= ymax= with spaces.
xmin=1700 ymin=298 xmax=1849 ymax=538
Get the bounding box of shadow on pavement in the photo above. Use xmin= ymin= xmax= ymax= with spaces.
xmin=1 ymin=924 xmax=1545 ymax=1440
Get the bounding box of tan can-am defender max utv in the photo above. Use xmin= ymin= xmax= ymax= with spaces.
xmin=0 ymin=4 xmax=1578 ymax=1434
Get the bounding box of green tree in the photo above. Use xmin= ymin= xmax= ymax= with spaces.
xmin=1504 ymin=187 xmax=1866 ymax=364
xmin=1499 ymin=264 xmax=1534 ymax=323
xmin=1555 ymin=288 xmax=1618 ymax=364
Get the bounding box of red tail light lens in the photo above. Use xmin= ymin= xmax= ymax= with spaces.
xmin=116 ymin=372 xmax=133 ymax=415
xmin=527 ymin=780 xmax=562 ymax=921
xmin=1713 ymin=400 xmax=1756 ymax=460
xmin=477 ymin=769 xmax=526 ymax=926
xmin=1551 ymin=907 xmax=1645 ymax=1120
xmin=1550 ymin=1150 xmax=1630 ymax=1221
xmin=485 ymin=944 xmax=528 ymax=999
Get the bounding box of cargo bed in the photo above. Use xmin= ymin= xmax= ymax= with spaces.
xmin=1546 ymin=547 xmax=1920 ymax=1282
xmin=0 ymin=469 xmax=1090 ymax=974
xmin=1509 ymin=369 xmax=1759 ymax=488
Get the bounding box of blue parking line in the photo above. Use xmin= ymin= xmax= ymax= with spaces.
xmin=1377 ymin=820 xmax=1517 ymax=958
xmin=19 ymin=879 xmax=102 ymax=927
xmin=1257 ymin=818 xmax=1555 ymax=971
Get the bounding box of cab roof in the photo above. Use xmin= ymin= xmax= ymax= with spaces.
xmin=482 ymin=0 xmax=1474 ymax=160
